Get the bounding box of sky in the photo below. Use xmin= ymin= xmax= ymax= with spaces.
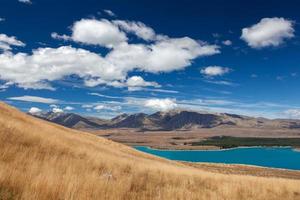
xmin=0 ymin=0 xmax=300 ymax=119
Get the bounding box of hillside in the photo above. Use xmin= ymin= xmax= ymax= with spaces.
xmin=1 ymin=102 xmax=300 ymax=200
xmin=31 ymin=109 xmax=300 ymax=131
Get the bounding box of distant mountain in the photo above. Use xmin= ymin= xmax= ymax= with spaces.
xmin=30 ymin=112 xmax=108 ymax=129
xmin=29 ymin=109 xmax=300 ymax=131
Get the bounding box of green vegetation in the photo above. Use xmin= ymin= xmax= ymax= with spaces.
xmin=191 ymin=136 xmax=300 ymax=149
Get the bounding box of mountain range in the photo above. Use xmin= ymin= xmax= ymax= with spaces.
xmin=30 ymin=109 xmax=300 ymax=131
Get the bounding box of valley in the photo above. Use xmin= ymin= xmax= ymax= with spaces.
xmin=92 ymin=127 xmax=300 ymax=150
xmin=30 ymin=109 xmax=300 ymax=150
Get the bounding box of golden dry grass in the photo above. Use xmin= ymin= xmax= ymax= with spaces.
xmin=0 ymin=102 xmax=300 ymax=200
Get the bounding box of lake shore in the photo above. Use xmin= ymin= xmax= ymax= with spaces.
xmin=134 ymin=145 xmax=298 ymax=151
xmin=186 ymin=162 xmax=300 ymax=180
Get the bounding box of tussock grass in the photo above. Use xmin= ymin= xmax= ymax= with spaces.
xmin=0 ymin=102 xmax=300 ymax=200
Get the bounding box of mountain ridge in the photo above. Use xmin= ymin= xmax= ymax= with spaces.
xmin=29 ymin=109 xmax=300 ymax=131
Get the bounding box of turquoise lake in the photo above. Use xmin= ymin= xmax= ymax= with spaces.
xmin=135 ymin=146 xmax=300 ymax=170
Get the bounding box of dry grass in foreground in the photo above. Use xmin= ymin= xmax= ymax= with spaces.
xmin=0 ymin=102 xmax=300 ymax=200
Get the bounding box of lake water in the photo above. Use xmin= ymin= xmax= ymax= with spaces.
xmin=135 ymin=146 xmax=300 ymax=170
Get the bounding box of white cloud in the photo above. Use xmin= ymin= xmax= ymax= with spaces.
xmin=0 ymin=46 xmax=118 ymax=89
xmin=18 ymin=0 xmax=32 ymax=4
xmin=51 ymin=32 xmax=71 ymax=41
xmin=201 ymin=66 xmax=231 ymax=76
xmin=283 ymin=109 xmax=300 ymax=119
xmin=241 ymin=17 xmax=294 ymax=48
xmin=0 ymin=18 xmax=5 ymax=22
xmin=204 ymin=80 xmax=236 ymax=86
xmin=0 ymin=18 xmax=219 ymax=90
xmin=68 ymin=19 xmax=220 ymax=73
xmin=64 ymin=106 xmax=74 ymax=111
xmin=144 ymin=98 xmax=177 ymax=111
xmin=52 ymin=107 xmax=63 ymax=113
xmin=126 ymin=76 xmax=160 ymax=88
xmin=28 ymin=107 xmax=42 ymax=114
xmin=0 ymin=82 xmax=13 ymax=90
xmin=93 ymin=104 xmax=121 ymax=111
xmin=85 ymin=76 xmax=160 ymax=91
xmin=113 ymin=20 xmax=156 ymax=41
xmin=93 ymin=105 xmax=105 ymax=110
xmin=222 ymin=40 xmax=232 ymax=46
xmin=88 ymin=92 xmax=122 ymax=99
xmin=0 ymin=41 xmax=218 ymax=90
xmin=8 ymin=96 xmax=59 ymax=104
xmin=103 ymin=9 xmax=116 ymax=17
xmin=0 ymin=34 xmax=25 ymax=51
xmin=82 ymin=104 xmax=93 ymax=108
xmin=71 ymin=19 xmax=127 ymax=48
xmin=106 ymin=38 xmax=219 ymax=74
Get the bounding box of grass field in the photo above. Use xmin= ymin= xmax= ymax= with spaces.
xmin=1 ymin=102 xmax=300 ymax=200
xmin=191 ymin=136 xmax=300 ymax=149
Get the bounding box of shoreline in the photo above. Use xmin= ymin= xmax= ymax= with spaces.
xmin=134 ymin=144 xmax=298 ymax=152
xmin=185 ymin=162 xmax=300 ymax=180
xmin=183 ymin=161 xmax=300 ymax=172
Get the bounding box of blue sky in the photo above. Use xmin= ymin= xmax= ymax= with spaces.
xmin=1 ymin=0 xmax=300 ymax=119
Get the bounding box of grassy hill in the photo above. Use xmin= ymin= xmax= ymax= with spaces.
xmin=0 ymin=102 xmax=299 ymax=200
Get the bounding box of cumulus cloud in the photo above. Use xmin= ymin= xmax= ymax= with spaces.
xmin=18 ymin=0 xmax=32 ymax=4
xmin=0 ymin=42 xmax=218 ymax=90
xmin=93 ymin=105 xmax=106 ymax=110
xmin=241 ymin=17 xmax=294 ymax=48
xmin=28 ymin=107 xmax=42 ymax=114
xmin=51 ymin=32 xmax=71 ymax=41
xmin=106 ymin=38 xmax=219 ymax=74
xmin=222 ymin=40 xmax=232 ymax=46
xmin=64 ymin=106 xmax=74 ymax=111
xmin=93 ymin=104 xmax=121 ymax=111
xmin=113 ymin=20 xmax=156 ymax=41
xmin=0 ymin=34 xmax=25 ymax=51
xmin=201 ymin=66 xmax=231 ymax=76
xmin=0 ymin=46 xmax=117 ymax=89
xmin=52 ymin=107 xmax=63 ymax=113
xmin=71 ymin=19 xmax=127 ymax=48
xmin=144 ymin=98 xmax=177 ymax=111
xmin=0 ymin=18 xmax=219 ymax=90
xmin=103 ymin=9 xmax=116 ymax=17
xmin=284 ymin=109 xmax=300 ymax=119
xmin=126 ymin=76 xmax=160 ymax=88
xmin=8 ymin=95 xmax=59 ymax=104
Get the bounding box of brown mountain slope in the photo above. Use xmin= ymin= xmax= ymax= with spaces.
xmin=0 ymin=102 xmax=300 ymax=200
